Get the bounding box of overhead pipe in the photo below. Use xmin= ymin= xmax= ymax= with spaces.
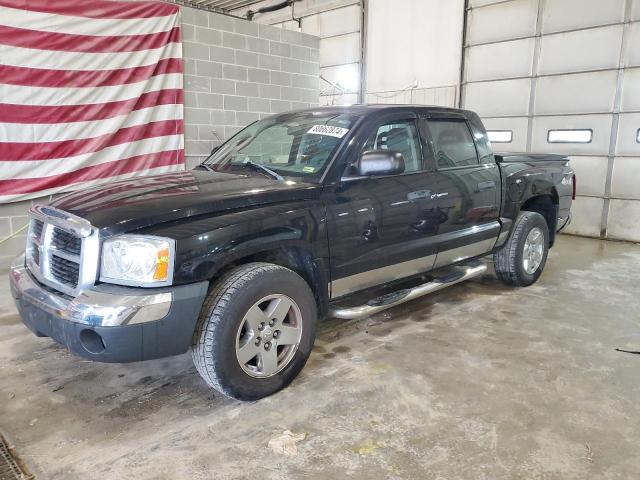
xmin=246 ymin=0 xmax=296 ymax=21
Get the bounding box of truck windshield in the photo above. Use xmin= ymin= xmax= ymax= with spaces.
xmin=201 ymin=112 xmax=355 ymax=180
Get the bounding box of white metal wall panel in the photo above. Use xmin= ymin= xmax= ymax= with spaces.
xmin=615 ymin=113 xmax=640 ymax=156
xmin=481 ymin=116 xmax=529 ymax=152
xmin=569 ymin=156 xmax=608 ymax=196
xmin=465 ymin=38 xmax=534 ymax=81
xmin=301 ymin=4 xmax=361 ymax=38
xmin=562 ymin=196 xmax=604 ymax=237
xmin=319 ymin=32 xmax=360 ymax=67
xmin=538 ymin=25 xmax=624 ymax=75
xmin=531 ymin=114 xmax=613 ymax=155
xmin=464 ymin=79 xmax=531 ymax=117
xmin=611 ymin=157 xmax=640 ymax=200
xmin=633 ymin=0 xmax=640 ymax=21
xmin=607 ymin=199 xmax=640 ymax=242
xmin=534 ymin=70 xmax=618 ymax=115
xmin=624 ymin=22 xmax=640 ymax=67
xmin=466 ymin=0 xmax=538 ymax=46
xmin=621 ymin=67 xmax=640 ymax=111
xmin=541 ymin=0 xmax=625 ymax=34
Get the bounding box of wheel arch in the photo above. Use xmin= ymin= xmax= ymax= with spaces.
xmin=519 ymin=192 xmax=558 ymax=247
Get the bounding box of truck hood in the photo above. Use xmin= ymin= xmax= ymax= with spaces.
xmin=51 ymin=169 xmax=322 ymax=235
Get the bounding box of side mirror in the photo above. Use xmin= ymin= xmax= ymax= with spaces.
xmin=357 ymin=150 xmax=405 ymax=176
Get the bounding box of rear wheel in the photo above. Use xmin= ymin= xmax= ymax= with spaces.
xmin=191 ymin=263 xmax=317 ymax=401
xmin=494 ymin=211 xmax=549 ymax=287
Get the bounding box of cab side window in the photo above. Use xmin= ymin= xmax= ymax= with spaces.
xmin=428 ymin=119 xmax=479 ymax=169
xmin=363 ymin=120 xmax=423 ymax=173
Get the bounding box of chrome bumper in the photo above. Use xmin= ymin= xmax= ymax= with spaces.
xmin=10 ymin=255 xmax=173 ymax=327
xmin=9 ymin=255 xmax=208 ymax=363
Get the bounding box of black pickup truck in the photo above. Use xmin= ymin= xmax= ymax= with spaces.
xmin=10 ymin=105 xmax=574 ymax=400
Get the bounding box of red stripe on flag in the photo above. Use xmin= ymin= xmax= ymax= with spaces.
xmin=0 ymin=25 xmax=181 ymax=53
xmin=0 ymin=58 xmax=183 ymax=88
xmin=0 ymin=89 xmax=183 ymax=124
xmin=0 ymin=0 xmax=179 ymax=19
xmin=0 ymin=150 xmax=183 ymax=195
xmin=0 ymin=120 xmax=184 ymax=161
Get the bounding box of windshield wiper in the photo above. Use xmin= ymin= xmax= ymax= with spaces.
xmin=196 ymin=163 xmax=214 ymax=172
xmin=239 ymin=160 xmax=284 ymax=181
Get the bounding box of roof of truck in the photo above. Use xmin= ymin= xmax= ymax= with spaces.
xmin=281 ymin=103 xmax=473 ymax=117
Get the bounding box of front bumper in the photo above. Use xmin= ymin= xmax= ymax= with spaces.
xmin=10 ymin=255 xmax=208 ymax=363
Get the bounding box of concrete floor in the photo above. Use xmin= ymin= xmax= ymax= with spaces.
xmin=1 ymin=235 xmax=639 ymax=480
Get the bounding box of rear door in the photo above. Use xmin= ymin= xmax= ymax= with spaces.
xmin=421 ymin=112 xmax=501 ymax=268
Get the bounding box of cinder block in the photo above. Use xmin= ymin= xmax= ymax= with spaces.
xmin=299 ymin=89 xmax=318 ymax=103
xmin=281 ymin=86 xmax=302 ymax=101
xmin=181 ymin=7 xmax=208 ymax=27
xmin=196 ymin=60 xmax=222 ymax=78
xmin=0 ymin=235 xmax=27 ymax=261
xmin=223 ymin=64 xmax=248 ymax=81
xmin=182 ymin=24 xmax=195 ymax=42
xmin=235 ymin=19 xmax=259 ymax=37
xmin=260 ymin=84 xmax=280 ymax=99
xmin=211 ymin=109 xmax=236 ymax=126
xmin=195 ymin=27 xmax=221 ymax=45
xmin=211 ymin=78 xmax=236 ymax=95
xmin=259 ymin=23 xmax=281 ymax=41
xmin=300 ymin=32 xmax=319 ymax=49
xmin=186 ymin=139 xmax=214 ymax=157
xmin=281 ymin=58 xmax=300 ymax=73
xmin=184 ymin=91 xmax=198 ymax=107
xmin=270 ymin=41 xmax=291 ymax=57
xmin=309 ymin=48 xmax=319 ymax=62
xmin=299 ymin=61 xmax=318 ymax=75
xmin=236 ymin=50 xmax=259 ymax=67
xmin=198 ymin=125 xmax=221 ymax=141
xmin=247 ymin=37 xmax=270 ymax=54
xmin=209 ymin=12 xmax=235 ymax=32
xmin=182 ymin=41 xmax=210 ymax=61
xmin=183 ymin=58 xmax=197 ymax=75
xmin=185 ymin=124 xmax=199 ymax=141
xmin=291 ymin=74 xmax=318 ymax=90
xmin=271 ymin=99 xmax=292 ymax=113
xmin=291 ymin=101 xmax=311 ymax=110
xmin=236 ymin=82 xmax=260 ymax=97
xmin=197 ymin=92 xmax=223 ymax=109
xmin=248 ymin=97 xmax=271 ymax=113
xmin=248 ymin=68 xmax=270 ymax=83
xmin=259 ymin=54 xmax=281 ymax=70
xmin=184 ymin=107 xmax=211 ymax=125
xmin=210 ymin=46 xmax=235 ymax=63
xmin=223 ymin=31 xmax=246 ymax=50
xmin=236 ymin=111 xmax=261 ymax=126
xmin=270 ymin=70 xmax=291 ymax=86
xmin=224 ymin=95 xmax=248 ymax=111
xmin=184 ymin=75 xmax=211 ymax=93
xmin=290 ymin=45 xmax=310 ymax=61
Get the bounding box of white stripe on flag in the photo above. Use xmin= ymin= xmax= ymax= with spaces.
xmin=0 ymin=104 xmax=183 ymax=143
xmin=1 ymin=134 xmax=184 ymax=178
xmin=0 ymin=72 xmax=183 ymax=106
xmin=0 ymin=41 xmax=181 ymax=72
xmin=0 ymin=6 xmax=179 ymax=37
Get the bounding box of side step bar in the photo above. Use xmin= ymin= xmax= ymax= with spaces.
xmin=329 ymin=262 xmax=488 ymax=320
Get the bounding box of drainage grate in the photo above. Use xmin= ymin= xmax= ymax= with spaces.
xmin=0 ymin=434 xmax=33 ymax=480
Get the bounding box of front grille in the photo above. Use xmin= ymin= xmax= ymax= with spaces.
xmin=51 ymin=227 xmax=81 ymax=255
xmin=50 ymin=255 xmax=80 ymax=286
xmin=25 ymin=206 xmax=96 ymax=296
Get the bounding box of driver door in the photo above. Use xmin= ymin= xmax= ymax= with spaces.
xmin=327 ymin=113 xmax=442 ymax=299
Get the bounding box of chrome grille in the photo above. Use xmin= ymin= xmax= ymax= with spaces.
xmin=25 ymin=205 xmax=99 ymax=296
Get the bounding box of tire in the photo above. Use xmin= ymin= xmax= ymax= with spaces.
xmin=493 ymin=211 xmax=549 ymax=287
xmin=191 ymin=262 xmax=317 ymax=401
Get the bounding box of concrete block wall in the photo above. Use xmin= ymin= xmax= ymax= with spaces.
xmin=181 ymin=6 xmax=320 ymax=168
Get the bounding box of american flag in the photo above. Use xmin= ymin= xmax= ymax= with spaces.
xmin=0 ymin=0 xmax=185 ymax=203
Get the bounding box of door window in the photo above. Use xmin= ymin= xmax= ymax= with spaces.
xmin=362 ymin=120 xmax=423 ymax=173
xmin=428 ymin=120 xmax=479 ymax=169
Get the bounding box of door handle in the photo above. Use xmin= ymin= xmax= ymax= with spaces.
xmin=477 ymin=181 xmax=496 ymax=191
xmin=408 ymin=190 xmax=430 ymax=201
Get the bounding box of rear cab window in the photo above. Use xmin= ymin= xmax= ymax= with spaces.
xmin=426 ymin=119 xmax=479 ymax=169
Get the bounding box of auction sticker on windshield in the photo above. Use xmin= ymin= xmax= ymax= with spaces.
xmin=307 ymin=125 xmax=349 ymax=138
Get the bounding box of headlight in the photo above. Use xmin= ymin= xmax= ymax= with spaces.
xmin=100 ymin=235 xmax=175 ymax=287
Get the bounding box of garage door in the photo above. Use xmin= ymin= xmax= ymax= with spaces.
xmin=462 ymin=0 xmax=640 ymax=241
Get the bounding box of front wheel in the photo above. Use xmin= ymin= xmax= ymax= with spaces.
xmin=494 ymin=211 xmax=549 ymax=287
xmin=191 ymin=263 xmax=317 ymax=401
